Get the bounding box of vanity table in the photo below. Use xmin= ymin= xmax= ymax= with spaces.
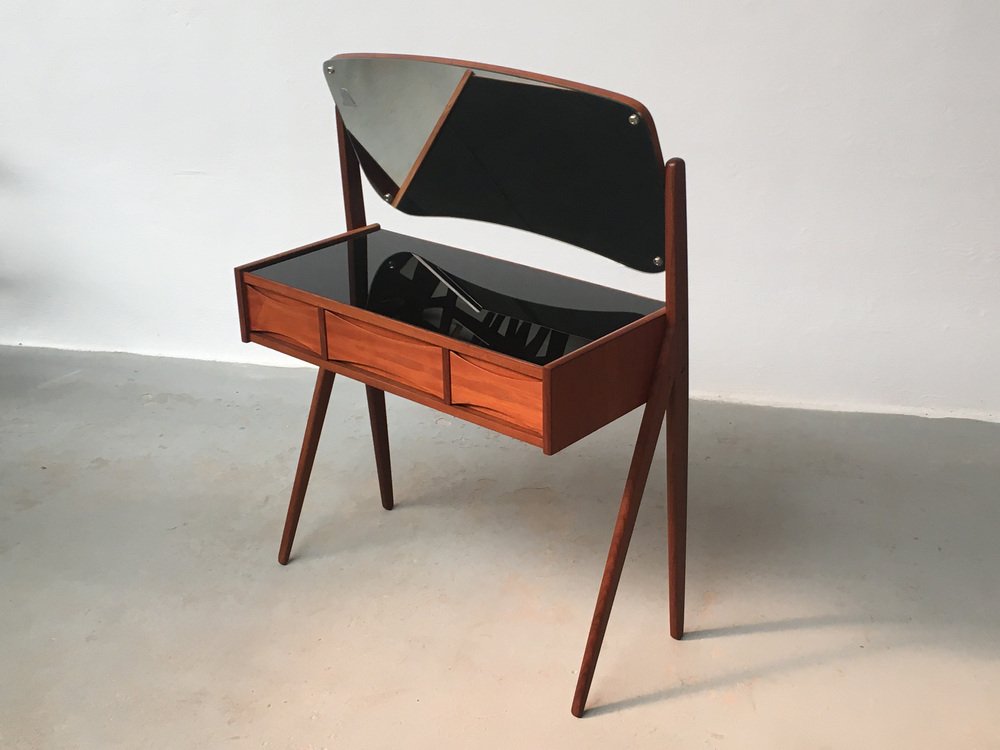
xmin=234 ymin=53 xmax=688 ymax=717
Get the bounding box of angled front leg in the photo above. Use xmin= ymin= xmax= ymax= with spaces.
xmin=572 ymin=339 xmax=673 ymax=717
xmin=278 ymin=368 xmax=335 ymax=565
xmin=365 ymin=386 xmax=394 ymax=510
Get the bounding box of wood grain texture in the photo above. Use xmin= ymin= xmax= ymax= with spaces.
xmin=337 ymin=109 xmax=368 ymax=231
xmin=246 ymin=285 xmax=321 ymax=355
xmin=665 ymin=158 xmax=688 ymax=339
xmin=317 ymin=307 xmax=329 ymax=359
xmin=278 ymin=368 xmax=335 ymax=565
xmin=244 ymin=261 xmax=665 ymax=454
xmin=338 ymin=108 xmax=373 ymax=308
xmin=244 ymin=269 xmax=540 ymax=377
xmin=248 ymin=331 xmax=544 ymax=448
xmin=665 ymin=157 xmax=689 ymax=642
xmin=338 ymin=105 xmax=395 ymax=514
xmin=667 ymin=368 xmax=688 ymax=639
xmin=441 ymin=348 xmax=452 ymax=403
xmin=571 ymin=333 xmax=672 ymax=717
xmin=571 ymin=157 xmax=689 ymax=717
xmin=449 ymin=352 xmax=542 ymax=435
xmin=325 ymin=311 xmax=445 ymax=398
xmin=544 ymin=310 xmax=666 ymax=455
xmin=235 ymin=268 xmax=250 ymax=343
xmin=366 ymin=387 xmax=394 ymax=510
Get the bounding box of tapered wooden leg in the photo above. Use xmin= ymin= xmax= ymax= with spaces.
xmin=667 ymin=368 xmax=689 ymax=640
xmin=365 ymin=386 xmax=393 ymax=510
xmin=278 ymin=369 xmax=335 ymax=565
xmin=572 ymin=344 xmax=673 ymax=718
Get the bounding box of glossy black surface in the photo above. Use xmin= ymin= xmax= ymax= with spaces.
xmin=249 ymin=229 xmax=663 ymax=365
xmin=325 ymin=56 xmax=665 ymax=273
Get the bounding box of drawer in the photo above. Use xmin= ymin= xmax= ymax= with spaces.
xmin=449 ymin=353 xmax=543 ymax=434
xmin=245 ymin=285 xmax=322 ymax=355
xmin=325 ymin=312 xmax=445 ymax=398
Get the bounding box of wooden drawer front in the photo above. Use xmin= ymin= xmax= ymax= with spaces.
xmin=246 ymin=285 xmax=321 ymax=355
xmin=325 ymin=312 xmax=445 ymax=398
xmin=449 ymin=353 xmax=543 ymax=434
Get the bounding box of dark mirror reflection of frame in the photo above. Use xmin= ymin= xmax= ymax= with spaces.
xmin=367 ymin=251 xmax=646 ymax=364
xmin=325 ymin=54 xmax=666 ymax=273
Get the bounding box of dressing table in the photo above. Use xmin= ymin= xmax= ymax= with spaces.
xmin=234 ymin=53 xmax=689 ymax=716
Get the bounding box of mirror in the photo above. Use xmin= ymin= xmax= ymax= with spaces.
xmin=325 ymin=54 xmax=666 ymax=273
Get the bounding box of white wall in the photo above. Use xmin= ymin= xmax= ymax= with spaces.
xmin=2 ymin=1 xmax=998 ymax=421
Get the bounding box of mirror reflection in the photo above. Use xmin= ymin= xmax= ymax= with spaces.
xmin=367 ymin=252 xmax=644 ymax=364
xmin=247 ymin=229 xmax=663 ymax=365
xmin=325 ymin=55 xmax=666 ymax=273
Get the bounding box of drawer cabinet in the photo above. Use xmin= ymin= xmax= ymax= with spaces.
xmin=237 ymin=226 xmax=665 ymax=454
xmin=245 ymin=285 xmax=322 ymax=355
xmin=325 ymin=311 xmax=446 ymax=399
xmin=449 ymin=352 xmax=543 ymax=435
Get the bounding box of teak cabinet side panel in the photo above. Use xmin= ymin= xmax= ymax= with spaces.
xmin=545 ymin=312 xmax=667 ymax=454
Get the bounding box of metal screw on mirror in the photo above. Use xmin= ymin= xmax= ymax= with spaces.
xmin=628 ymin=113 xmax=640 ymax=125
xmin=325 ymin=65 xmax=335 ymax=75
xmin=653 ymin=256 xmax=663 ymax=267
xmin=383 ymin=193 xmax=392 ymax=202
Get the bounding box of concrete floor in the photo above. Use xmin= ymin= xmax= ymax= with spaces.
xmin=1 ymin=345 xmax=999 ymax=749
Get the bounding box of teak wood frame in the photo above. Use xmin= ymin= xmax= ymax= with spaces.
xmin=239 ymin=56 xmax=688 ymax=718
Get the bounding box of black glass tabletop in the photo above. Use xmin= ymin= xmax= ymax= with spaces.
xmin=248 ymin=229 xmax=663 ymax=365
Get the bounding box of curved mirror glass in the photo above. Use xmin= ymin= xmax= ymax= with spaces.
xmin=324 ymin=55 xmax=666 ymax=273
